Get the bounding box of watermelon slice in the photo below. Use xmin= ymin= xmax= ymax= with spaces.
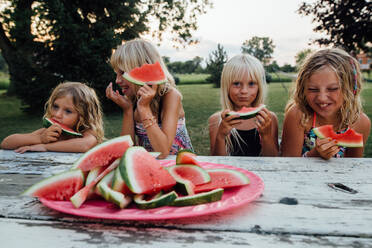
xmin=111 ymin=166 xmax=132 ymax=195
xmin=227 ymin=104 xmax=266 ymax=119
xmin=313 ymin=125 xmax=363 ymax=147
xmin=70 ymin=159 xmax=120 ymax=208
xmin=119 ymin=146 xmax=176 ymax=194
xmin=123 ymin=61 xmax=166 ymax=86
xmin=97 ymin=170 xmax=132 ymax=209
xmin=176 ymin=149 xmax=201 ymax=166
xmin=22 ymin=169 xmax=84 ymax=201
xmin=167 ymin=164 xmax=210 ymax=186
xmin=43 ymin=117 xmax=82 ymax=137
xmin=72 ymin=135 xmax=133 ymax=171
xmin=170 ymin=188 xmax=224 ymax=207
xmin=194 ymin=168 xmax=250 ymax=193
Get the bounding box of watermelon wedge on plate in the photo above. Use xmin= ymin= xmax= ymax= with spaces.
xmin=119 ymin=146 xmax=176 ymax=194
xmin=176 ymin=149 xmax=201 ymax=166
xmin=22 ymin=169 xmax=84 ymax=200
xmin=313 ymin=125 xmax=363 ymax=147
xmin=43 ymin=117 xmax=82 ymax=137
xmin=227 ymin=104 xmax=265 ymax=119
xmin=72 ymin=135 xmax=133 ymax=171
xmin=123 ymin=61 xmax=166 ymax=86
xmin=194 ymin=168 xmax=250 ymax=193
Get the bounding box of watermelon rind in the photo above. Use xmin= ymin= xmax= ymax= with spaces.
xmin=227 ymin=104 xmax=266 ymax=120
xmin=134 ymin=191 xmax=177 ymax=209
xmin=22 ymin=169 xmax=84 ymax=200
xmin=123 ymin=73 xmax=166 ymax=86
xmin=97 ymin=171 xmax=132 ymax=209
xmin=170 ymin=188 xmax=224 ymax=207
xmin=173 ymin=178 xmax=195 ymax=196
xmin=167 ymin=164 xmax=211 ymax=185
xmin=43 ymin=117 xmax=82 ymax=137
xmin=85 ymin=166 xmax=105 ymax=196
xmin=72 ymin=135 xmax=133 ymax=171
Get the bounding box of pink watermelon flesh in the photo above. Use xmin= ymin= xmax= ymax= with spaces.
xmin=228 ymin=104 xmax=265 ymax=118
xmin=123 ymin=61 xmax=166 ymax=86
xmin=313 ymin=125 xmax=363 ymax=147
xmin=194 ymin=168 xmax=250 ymax=193
xmin=73 ymin=135 xmax=133 ymax=171
xmin=43 ymin=117 xmax=82 ymax=136
xmin=168 ymin=165 xmax=210 ymax=186
xmin=120 ymin=146 xmax=176 ymax=194
xmin=22 ymin=169 xmax=84 ymax=201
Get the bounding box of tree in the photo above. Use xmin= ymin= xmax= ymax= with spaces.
xmin=206 ymin=44 xmax=228 ymax=88
xmin=0 ymin=0 xmax=211 ymax=111
xmin=298 ymin=0 xmax=372 ymax=54
xmin=241 ymin=37 xmax=275 ymax=66
xmin=295 ymin=48 xmax=313 ymax=70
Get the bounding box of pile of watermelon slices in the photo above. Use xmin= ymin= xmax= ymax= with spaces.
xmin=22 ymin=137 xmax=250 ymax=209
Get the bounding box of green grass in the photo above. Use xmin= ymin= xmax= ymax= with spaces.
xmin=1 ymin=80 xmax=371 ymax=157
xmin=176 ymin=73 xmax=210 ymax=84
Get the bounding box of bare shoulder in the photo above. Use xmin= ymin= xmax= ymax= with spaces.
xmin=208 ymin=112 xmax=221 ymax=124
xmin=284 ymin=104 xmax=302 ymax=120
xmin=352 ymin=112 xmax=371 ymax=135
xmin=163 ymin=87 xmax=182 ymax=102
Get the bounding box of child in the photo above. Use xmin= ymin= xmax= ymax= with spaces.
xmin=208 ymin=54 xmax=279 ymax=156
xmin=105 ymin=38 xmax=193 ymax=158
xmin=1 ymin=82 xmax=104 ymax=153
xmin=281 ymin=48 xmax=370 ymax=159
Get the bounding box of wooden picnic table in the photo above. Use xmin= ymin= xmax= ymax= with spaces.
xmin=1 ymin=149 xmax=372 ymax=248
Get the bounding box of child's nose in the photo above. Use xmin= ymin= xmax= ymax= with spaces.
xmin=317 ymin=91 xmax=328 ymax=101
xmin=54 ymin=109 xmax=63 ymax=118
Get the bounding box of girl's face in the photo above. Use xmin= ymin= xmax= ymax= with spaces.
xmin=304 ymin=66 xmax=344 ymax=120
xmin=115 ymin=70 xmax=136 ymax=97
xmin=51 ymin=95 xmax=79 ymax=129
xmin=228 ymin=79 xmax=259 ymax=110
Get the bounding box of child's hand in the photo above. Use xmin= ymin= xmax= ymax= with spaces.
xmin=137 ymin=83 xmax=157 ymax=108
xmin=255 ymin=108 xmax=273 ymax=136
xmin=106 ymin=82 xmax=132 ymax=110
xmin=15 ymin=144 xmax=47 ymax=154
xmin=315 ymin=138 xmax=340 ymax=160
xmin=40 ymin=125 xmax=62 ymax=143
xmin=217 ymin=109 xmax=242 ymax=137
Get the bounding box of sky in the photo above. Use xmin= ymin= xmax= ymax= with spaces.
xmin=146 ymin=0 xmax=324 ymax=66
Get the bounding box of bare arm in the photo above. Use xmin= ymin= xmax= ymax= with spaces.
xmin=1 ymin=128 xmax=45 ymax=149
xmin=345 ymin=112 xmax=371 ymax=157
xmin=259 ymin=110 xmax=279 ymax=156
xmin=14 ymin=129 xmax=98 ymax=153
xmin=209 ymin=112 xmax=227 ymax=156
xmin=280 ymin=106 xmax=306 ymax=157
xmin=137 ymin=87 xmax=181 ymax=158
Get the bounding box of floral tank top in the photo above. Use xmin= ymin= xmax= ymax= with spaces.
xmin=135 ymin=117 xmax=194 ymax=155
xmin=302 ymin=113 xmax=346 ymax=158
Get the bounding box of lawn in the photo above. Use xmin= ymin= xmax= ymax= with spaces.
xmin=1 ymin=81 xmax=371 ymax=157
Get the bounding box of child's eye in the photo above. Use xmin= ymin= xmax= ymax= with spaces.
xmin=232 ymin=82 xmax=241 ymax=87
xmin=328 ymin=87 xmax=339 ymax=92
xmin=52 ymin=104 xmax=59 ymax=110
xmin=65 ymin=109 xmax=72 ymax=114
xmin=248 ymin=81 xmax=256 ymax=86
xmin=308 ymin=88 xmax=319 ymax=92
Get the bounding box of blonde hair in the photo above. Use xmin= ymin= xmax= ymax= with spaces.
xmin=110 ymin=38 xmax=176 ymax=117
xmin=218 ymin=54 xmax=267 ymax=155
xmin=286 ymin=48 xmax=363 ymax=130
xmin=44 ymin=82 xmax=104 ymax=143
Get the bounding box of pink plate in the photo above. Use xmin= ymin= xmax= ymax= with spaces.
xmin=40 ymin=161 xmax=264 ymax=220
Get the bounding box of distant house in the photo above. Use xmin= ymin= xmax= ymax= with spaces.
xmin=356 ymin=53 xmax=371 ymax=71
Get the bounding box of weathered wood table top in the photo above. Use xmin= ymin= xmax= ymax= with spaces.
xmin=1 ymin=149 xmax=372 ymax=248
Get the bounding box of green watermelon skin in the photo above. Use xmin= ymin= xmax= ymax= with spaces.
xmin=43 ymin=117 xmax=82 ymax=137
xmin=22 ymin=169 xmax=84 ymax=201
xmin=194 ymin=168 xmax=250 ymax=193
xmin=120 ymin=146 xmax=176 ymax=194
xmin=72 ymin=135 xmax=133 ymax=171
xmin=313 ymin=125 xmax=363 ymax=147
xmin=227 ymin=104 xmax=265 ymax=120
xmin=123 ymin=61 xmax=166 ymax=86
xmin=170 ymin=188 xmax=224 ymax=207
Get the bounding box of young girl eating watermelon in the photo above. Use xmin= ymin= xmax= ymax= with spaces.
xmin=106 ymin=38 xmax=193 ymax=158
xmin=281 ymin=48 xmax=370 ymax=159
xmin=208 ymin=54 xmax=279 ymax=156
xmin=1 ymin=82 xmax=104 ymax=153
